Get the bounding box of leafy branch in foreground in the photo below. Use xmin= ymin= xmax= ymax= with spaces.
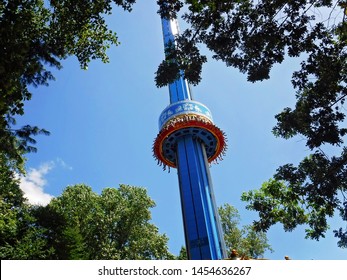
xmin=0 ymin=0 xmax=136 ymax=168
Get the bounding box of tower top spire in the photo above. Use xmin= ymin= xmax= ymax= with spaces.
xmin=160 ymin=17 xmax=192 ymax=103
xmin=161 ymin=17 xmax=180 ymax=45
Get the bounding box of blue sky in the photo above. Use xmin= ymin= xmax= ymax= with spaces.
xmin=16 ymin=1 xmax=346 ymax=260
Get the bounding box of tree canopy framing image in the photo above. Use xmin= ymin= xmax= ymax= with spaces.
xmin=1 ymin=0 xmax=346 ymax=259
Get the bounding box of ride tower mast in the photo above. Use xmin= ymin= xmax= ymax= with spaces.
xmin=153 ymin=14 xmax=227 ymax=260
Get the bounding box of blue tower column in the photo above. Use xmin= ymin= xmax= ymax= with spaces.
xmin=154 ymin=17 xmax=227 ymax=260
xmin=177 ymin=136 xmax=226 ymax=259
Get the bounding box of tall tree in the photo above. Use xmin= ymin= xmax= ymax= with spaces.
xmin=35 ymin=184 xmax=174 ymax=260
xmin=218 ymin=203 xmax=273 ymax=259
xmin=155 ymin=0 xmax=347 ymax=248
xmin=176 ymin=246 xmax=188 ymax=260
xmin=0 ymin=0 xmax=136 ymax=168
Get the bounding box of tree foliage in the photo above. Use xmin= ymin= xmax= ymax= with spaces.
xmin=0 ymin=166 xmax=174 ymax=260
xmin=177 ymin=203 xmax=273 ymax=259
xmin=176 ymin=246 xmax=188 ymax=259
xmin=0 ymin=150 xmax=172 ymax=259
xmin=33 ymin=184 xmax=174 ymax=260
xmin=155 ymin=0 xmax=346 ymax=85
xmin=0 ymin=0 xmax=136 ymax=168
xmin=218 ymin=203 xmax=273 ymax=259
xmin=154 ymin=1 xmax=347 ymax=248
xmin=0 ymin=152 xmax=54 ymax=259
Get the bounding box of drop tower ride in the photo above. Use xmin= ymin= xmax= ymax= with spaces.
xmin=153 ymin=15 xmax=227 ymax=260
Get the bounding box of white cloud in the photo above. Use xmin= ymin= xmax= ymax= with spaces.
xmin=18 ymin=162 xmax=55 ymax=206
xmin=56 ymin=157 xmax=73 ymax=170
xmin=17 ymin=158 xmax=73 ymax=206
